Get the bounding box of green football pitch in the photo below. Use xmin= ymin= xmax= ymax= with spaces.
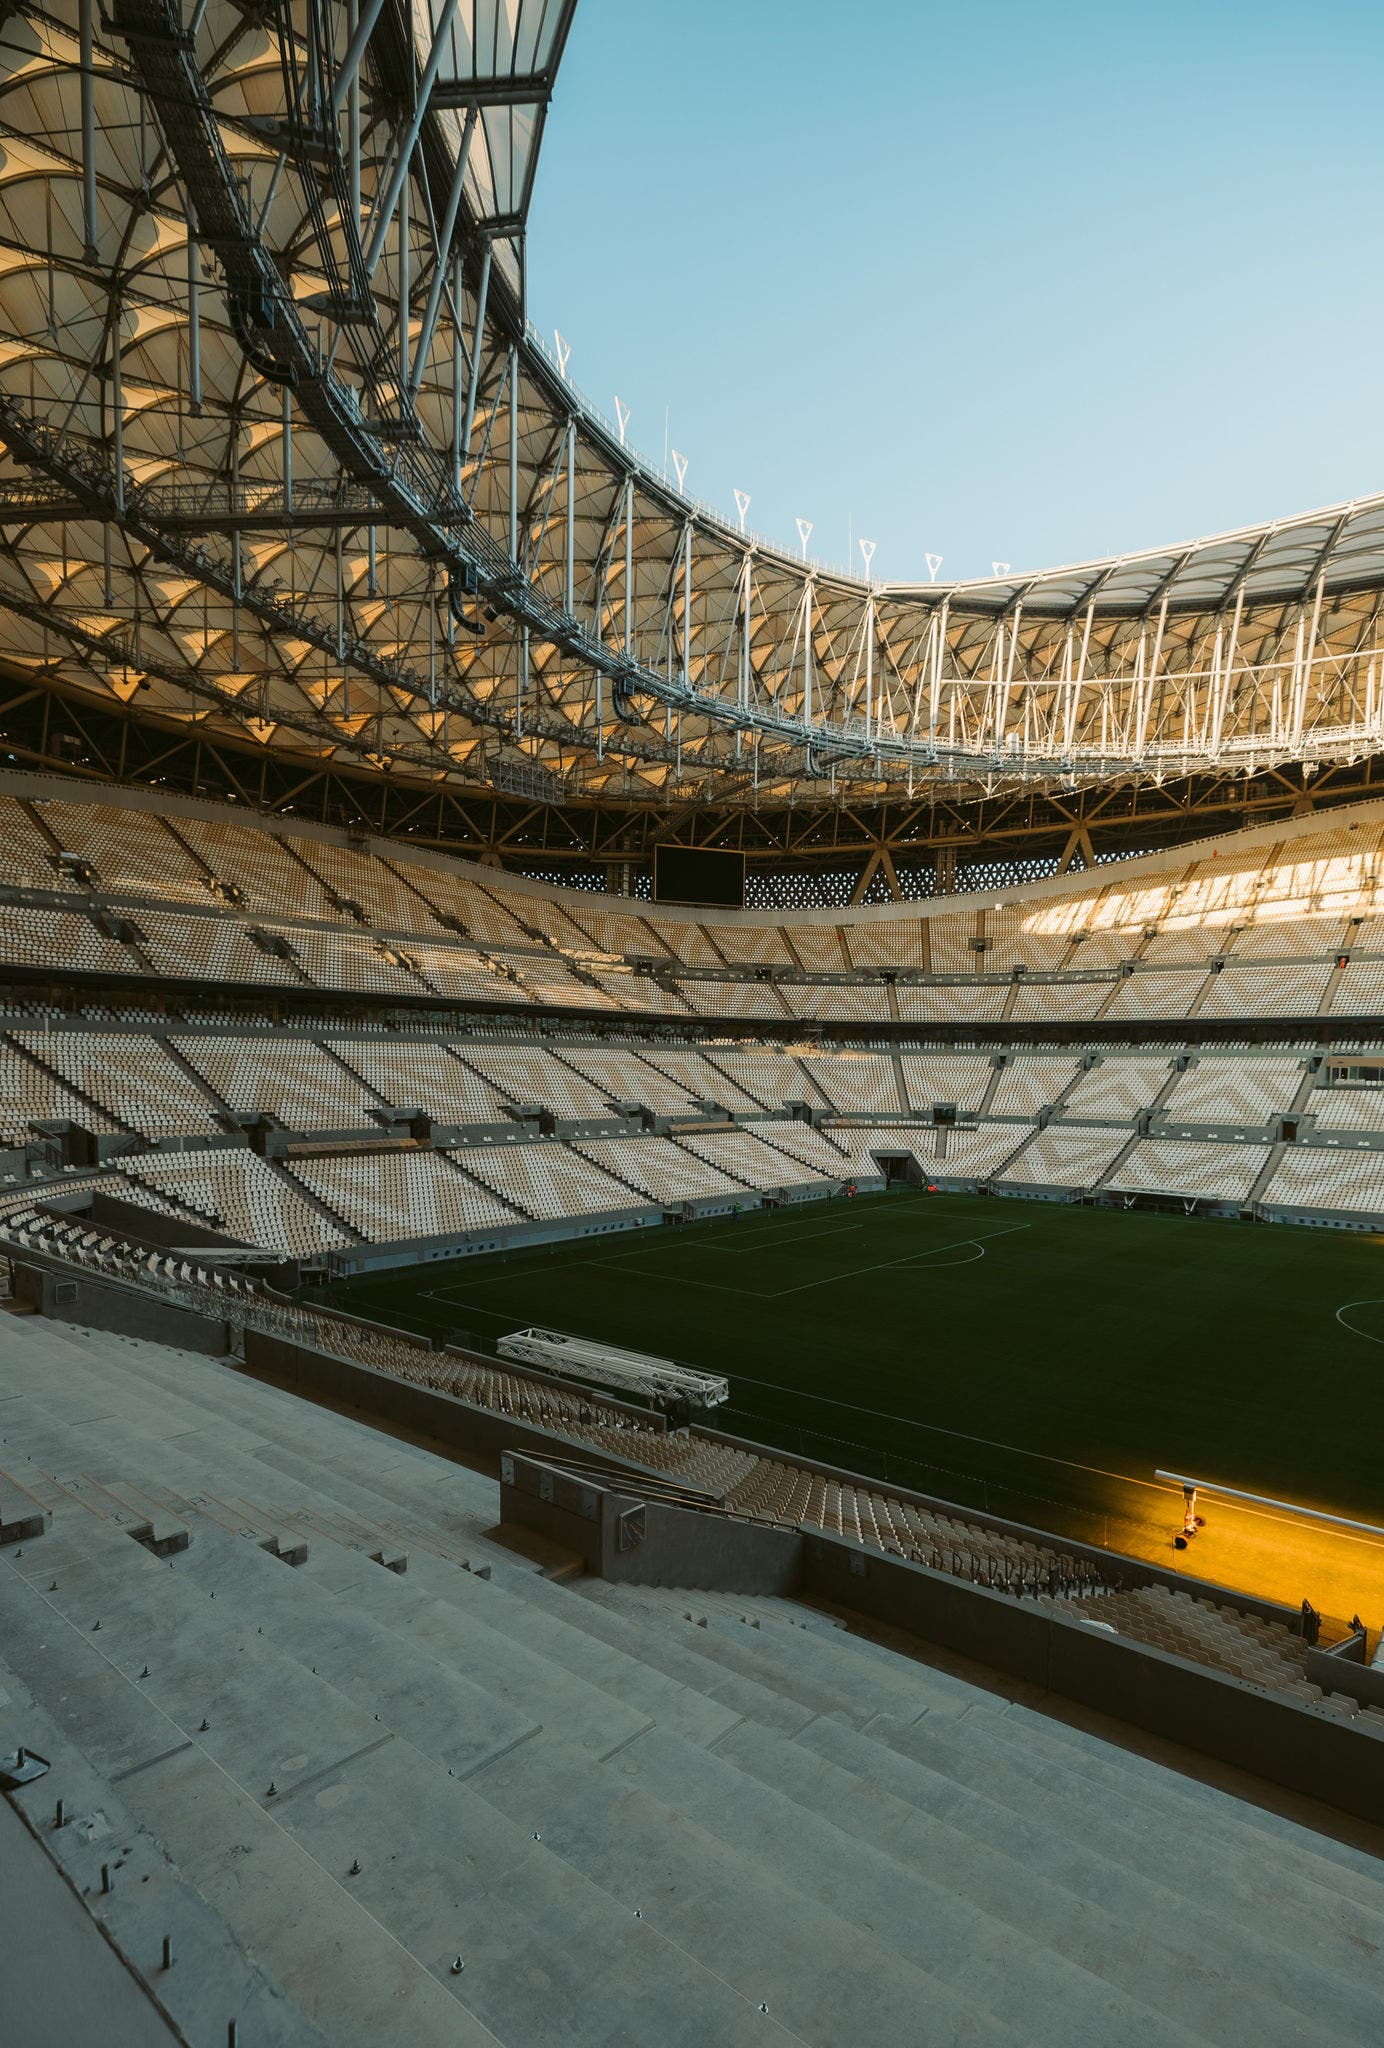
xmin=314 ymin=1191 xmax=1384 ymax=1544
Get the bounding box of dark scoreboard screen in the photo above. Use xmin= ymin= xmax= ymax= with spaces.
xmin=652 ymin=846 xmax=745 ymax=909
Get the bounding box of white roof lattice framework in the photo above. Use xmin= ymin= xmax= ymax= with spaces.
xmin=0 ymin=0 xmax=1378 ymax=816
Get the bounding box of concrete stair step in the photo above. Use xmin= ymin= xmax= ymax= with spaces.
xmin=985 ymin=1693 xmax=1384 ymax=1898
xmin=74 ymin=1475 xmax=190 ymax=1555
xmin=331 ymin=1538 xmax=749 ymax=1751
xmin=576 ymin=1584 xmax=895 ymax=1729
xmin=0 ymin=1656 xmax=329 ymax=2048
xmin=0 ymin=1466 xmax=48 ymax=1544
xmin=573 ymin=1573 xmax=981 ymax=1730
xmin=468 ymin=1559 xmax=840 ymax=1737
xmin=716 ymin=1712 xmax=1360 ymax=2048
xmin=593 ymin=1723 xmax=1225 ymax=2048
xmin=137 ymin=1484 xmax=312 ymax=1567
xmin=4 ymin=1524 xmax=784 ymax=2045
xmin=604 ymin=1580 xmax=981 ymax=1723
xmin=855 ymin=1706 xmax=1384 ymax=2017
xmin=469 ymin=1729 xmax=1022 ymax=2048
xmin=5 ymin=1498 xmax=173 ymax=1593
xmin=165 ymin=1512 xmax=541 ymax=1783
xmin=0 ymin=1571 xmax=516 ymax=2046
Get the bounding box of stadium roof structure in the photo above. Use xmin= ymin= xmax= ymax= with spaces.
xmin=0 ymin=0 xmax=1381 ymax=882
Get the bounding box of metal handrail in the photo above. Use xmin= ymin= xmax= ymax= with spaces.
xmin=1155 ymin=1469 xmax=1384 ymax=1542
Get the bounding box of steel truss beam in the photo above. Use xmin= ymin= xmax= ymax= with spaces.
xmin=2 ymin=0 xmax=1384 ymax=836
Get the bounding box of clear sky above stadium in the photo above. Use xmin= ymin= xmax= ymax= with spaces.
xmin=527 ymin=0 xmax=1384 ymax=585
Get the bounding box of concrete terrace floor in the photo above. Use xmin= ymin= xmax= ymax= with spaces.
xmin=2 ymin=1312 xmax=1384 ymax=2047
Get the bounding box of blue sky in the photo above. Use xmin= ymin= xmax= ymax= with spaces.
xmin=527 ymin=0 xmax=1384 ymax=584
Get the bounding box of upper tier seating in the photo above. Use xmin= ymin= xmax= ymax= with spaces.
xmin=1262 ymin=1146 xmax=1384 ymax=1216
xmin=1106 ymin=1139 xmax=1270 ymax=1203
xmin=330 ymin=1040 xmax=510 ymax=1124
xmin=118 ymin=1148 xmax=349 ymax=1255
xmin=174 ymin=1037 xmax=380 ymax=1129
xmin=1305 ymin=1085 xmax=1384 ymax=1132
xmin=454 ymin=1141 xmax=641 ymax=1220
xmin=0 ymin=1043 xmax=120 ymax=1141
xmin=999 ymin=1125 xmax=1131 ymax=1189
xmin=842 ymin=920 xmax=927 ymax=970
xmin=988 ymin=1054 xmax=1082 ymax=1118
xmin=571 ymin=1135 xmax=747 ymax=1204
xmin=1160 ymin=1057 xmax=1305 ymax=1127
xmin=169 ymin=814 xmax=322 ymax=920
xmin=699 ymin=923 xmax=795 ymax=967
xmin=453 ymin=1045 xmax=627 ymax=1118
xmin=898 ymin=1054 xmax=993 ymax=1114
xmin=801 ymin=1054 xmax=901 ymax=1116
xmin=290 ymin=1150 xmax=516 ymax=1240
xmin=785 ymin=925 xmax=850 ymax=972
xmin=14 ymin=1030 xmax=221 ymax=1138
xmin=1060 ymin=1056 xmax=1175 ymax=1121
xmin=280 ymin=834 xmax=428 ymax=930
xmin=37 ymin=799 xmax=210 ymax=902
xmin=0 ymin=794 xmax=84 ymax=889
xmin=983 ymin=911 xmax=1072 ymax=973
xmin=383 ymin=865 xmax=536 ymax=948
xmin=9 ymin=783 xmax=1384 ymax=1041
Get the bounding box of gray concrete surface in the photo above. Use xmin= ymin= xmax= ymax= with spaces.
xmin=0 ymin=1792 xmax=180 ymax=2048
xmin=3 ymin=1314 xmax=1384 ymax=2047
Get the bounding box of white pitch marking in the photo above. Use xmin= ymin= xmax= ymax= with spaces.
xmin=1334 ymin=1299 xmax=1384 ymax=1345
xmin=766 ymin=1222 xmax=1030 ymax=1297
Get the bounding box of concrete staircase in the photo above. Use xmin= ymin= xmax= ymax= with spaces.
xmin=3 ymin=1316 xmax=1384 ymax=2047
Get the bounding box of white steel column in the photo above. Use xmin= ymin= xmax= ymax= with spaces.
xmin=564 ymin=420 xmax=576 ymax=614
xmin=80 ymin=0 xmax=98 ymax=262
xmin=682 ymin=522 xmax=693 ymax=685
xmin=508 ymin=341 xmax=519 ymax=561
